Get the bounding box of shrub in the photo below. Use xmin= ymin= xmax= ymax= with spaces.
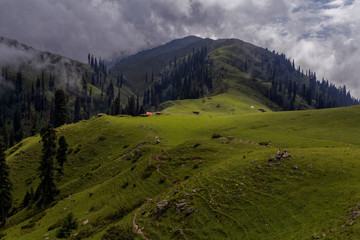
xmin=105 ymin=207 xmax=128 ymax=221
xmin=122 ymin=182 xmax=129 ymax=188
xmin=98 ymin=136 xmax=106 ymax=141
xmin=141 ymin=165 xmax=156 ymax=179
xmin=21 ymin=222 xmax=35 ymax=229
xmin=48 ymin=218 xmax=64 ymax=231
xmin=101 ymin=226 xmax=135 ymax=240
xmin=159 ymin=176 xmax=166 ymax=184
xmin=212 ymin=133 xmax=222 ymax=138
xmin=56 ymin=212 xmax=78 ymax=238
xmin=73 ymin=146 xmax=81 ymax=154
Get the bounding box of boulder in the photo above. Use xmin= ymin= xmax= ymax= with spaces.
xmin=156 ymin=200 xmax=168 ymax=215
xmin=175 ymin=202 xmax=190 ymax=214
xmin=186 ymin=208 xmax=196 ymax=216
xmin=82 ymin=219 xmax=89 ymax=226
xmin=183 ymin=193 xmax=192 ymax=198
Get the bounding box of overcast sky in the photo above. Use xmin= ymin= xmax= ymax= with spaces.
xmin=0 ymin=0 xmax=359 ymax=97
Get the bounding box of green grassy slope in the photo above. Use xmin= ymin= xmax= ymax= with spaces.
xmin=2 ymin=89 xmax=360 ymax=239
xmin=207 ymin=39 xmax=311 ymax=111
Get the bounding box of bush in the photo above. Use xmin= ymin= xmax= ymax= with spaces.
xmin=72 ymin=228 xmax=96 ymax=239
xmin=73 ymin=146 xmax=81 ymax=154
xmin=56 ymin=212 xmax=78 ymax=238
xmin=98 ymin=136 xmax=106 ymax=141
xmin=21 ymin=222 xmax=35 ymax=229
xmin=48 ymin=218 xmax=64 ymax=231
xmin=67 ymin=148 xmax=73 ymax=155
xmin=212 ymin=133 xmax=222 ymax=138
xmin=101 ymin=226 xmax=135 ymax=240
xmin=122 ymin=182 xmax=129 ymax=188
xmin=141 ymin=165 xmax=156 ymax=179
xmin=159 ymin=176 xmax=166 ymax=184
xmin=105 ymin=207 xmax=128 ymax=221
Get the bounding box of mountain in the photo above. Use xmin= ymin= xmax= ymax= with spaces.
xmin=0 ymin=37 xmax=133 ymax=148
xmin=1 ymin=35 xmax=358 ymax=149
xmin=109 ymin=36 xmax=359 ymax=111
xmin=1 ymin=36 xmax=360 ymax=239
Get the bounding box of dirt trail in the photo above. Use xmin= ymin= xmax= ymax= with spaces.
xmin=133 ymin=205 xmax=149 ymax=240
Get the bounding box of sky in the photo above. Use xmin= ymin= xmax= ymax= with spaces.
xmin=0 ymin=0 xmax=359 ymax=97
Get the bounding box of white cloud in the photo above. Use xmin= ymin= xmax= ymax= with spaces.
xmin=0 ymin=0 xmax=359 ymax=97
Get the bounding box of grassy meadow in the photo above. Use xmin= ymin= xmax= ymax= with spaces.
xmin=2 ymin=89 xmax=360 ymax=239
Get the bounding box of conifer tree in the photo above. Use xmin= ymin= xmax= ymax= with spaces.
xmin=73 ymin=97 xmax=81 ymax=123
xmin=111 ymin=97 xmax=121 ymax=116
xmin=54 ymin=89 xmax=67 ymax=127
xmin=13 ymin=108 xmax=23 ymax=143
xmin=0 ymin=142 xmax=12 ymax=226
xmin=56 ymin=136 xmax=68 ymax=173
xmin=36 ymin=125 xmax=58 ymax=208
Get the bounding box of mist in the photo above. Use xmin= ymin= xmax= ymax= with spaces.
xmin=0 ymin=0 xmax=359 ymax=97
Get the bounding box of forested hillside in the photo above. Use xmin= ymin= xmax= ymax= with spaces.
xmin=0 ymin=36 xmax=358 ymax=150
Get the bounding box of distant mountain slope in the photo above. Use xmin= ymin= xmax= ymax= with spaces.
xmin=0 ymin=37 xmax=132 ymax=147
xmin=1 ymin=35 xmax=358 ymax=148
xmin=110 ymin=36 xmax=358 ymax=112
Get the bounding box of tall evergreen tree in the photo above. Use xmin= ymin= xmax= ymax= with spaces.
xmin=56 ymin=136 xmax=68 ymax=173
xmin=111 ymin=97 xmax=121 ymax=116
xmin=54 ymin=89 xmax=67 ymax=127
xmin=13 ymin=108 xmax=23 ymax=143
xmin=0 ymin=142 xmax=13 ymax=226
xmin=73 ymin=97 xmax=81 ymax=123
xmin=36 ymin=125 xmax=58 ymax=208
xmin=15 ymin=71 xmax=22 ymax=94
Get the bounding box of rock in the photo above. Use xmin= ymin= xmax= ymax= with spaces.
xmin=82 ymin=219 xmax=89 ymax=226
xmin=186 ymin=208 xmax=196 ymax=216
xmin=268 ymin=156 xmax=276 ymax=162
xmin=307 ymin=164 xmax=313 ymax=168
xmin=183 ymin=193 xmax=191 ymax=198
xmin=173 ymin=190 xmax=179 ymax=195
xmin=347 ymin=210 xmax=360 ymax=222
xmin=312 ymin=236 xmax=320 ymax=239
xmin=293 ymin=166 xmax=299 ymax=170
xmin=251 ymin=159 xmax=257 ymax=163
xmin=156 ymin=200 xmax=168 ymax=215
xmin=146 ymin=198 xmax=153 ymax=202
xmin=192 ymin=189 xmax=200 ymax=193
xmin=175 ymin=202 xmax=190 ymax=214
xmin=321 ymin=233 xmax=326 ymax=237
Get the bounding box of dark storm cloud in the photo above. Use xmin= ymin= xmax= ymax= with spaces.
xmin=0 ymin=0 xmax=359 ymax=97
